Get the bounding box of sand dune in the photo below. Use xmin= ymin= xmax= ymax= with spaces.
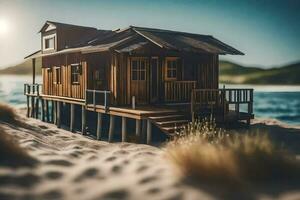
xmin=0 ymin=111 xmax=300 ymax=200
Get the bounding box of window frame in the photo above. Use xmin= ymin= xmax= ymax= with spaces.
xmin=165 ymin=57 xmax=179 ymax=81
xmin=53 ymin=67 xmax=61 ymax=84
xmin=71 ymin=63 xmax=82 ymax=85
xmin=43 ymin=34 xmax=56 ymax=51
xmin=131 ymin=58 xmax=147 ymax=81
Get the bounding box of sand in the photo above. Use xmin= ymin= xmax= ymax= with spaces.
xmin=0 ymin=111 xmax=300 ymax=200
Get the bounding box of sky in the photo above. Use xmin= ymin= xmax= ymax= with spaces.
xmin=0 ymin=0 xmax=299 ymax=69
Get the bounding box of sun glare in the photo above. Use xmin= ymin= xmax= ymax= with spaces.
xmin=0 ymin=18 xmax=9 ymax=36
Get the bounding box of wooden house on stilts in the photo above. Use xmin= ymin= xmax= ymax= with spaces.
xmin=24 ymin=21 xmax=254 ymax=144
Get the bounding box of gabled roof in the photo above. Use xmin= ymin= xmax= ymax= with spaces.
xmin=130 ymin=26 xmax=244 ymax=55
xmin=26 ymin=21 xmax=244 ymax=59
xmin=39 ymin=21 xmax=97 ymax=33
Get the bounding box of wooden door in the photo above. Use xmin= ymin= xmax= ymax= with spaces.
xmin=130 ymin=58 xmax=148 ymax=104
xmin=150 ymin=57 xmax=159 ymax=103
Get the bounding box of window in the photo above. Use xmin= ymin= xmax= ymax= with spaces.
xmin=71 ymin=64 xmax=82 ymax=84
xmin=45 ymin=37 xmax=54 ymax=49
xmin=165 ymin=58 xmax=178 ymax=80
xmin=54 ymin=67 xmax=61 ymax=84
xmin=131 ymin=59 xmax=147 ymax=81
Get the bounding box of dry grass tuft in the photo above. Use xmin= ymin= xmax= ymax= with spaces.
xmin=166 ymin=119 xmax=300 ymax=186
xmin=0 ymin=103 xmax=22 ymax=125
xmin=0 ymin=127 xmax=37 ymax=167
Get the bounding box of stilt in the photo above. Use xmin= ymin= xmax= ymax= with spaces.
xmin=81 ymin=105 xmax=86 ymax=135
xmin=35 ymin=98 xmax=39 ymax=119
xmin=108 ymin=115 xmax=115 ymax=142
xmin=26 ymin=96 xmax=30 ymax=118
xmin=41 ymin=99 xmax=45 ymax=122
xmin=30 ymin=97 xmax=35 ymax=117
xmin=135 ymin=119 xmax=141 ymax=143
xmin=141 ymin=119 xmax=147 ymax=144
xmin=45 ymin=100 xmax=49 ymax=122
xmin=52 ymin=101 xmax=56 ymax=124
xmin=96 ymin=113 xmax=102 ymax=140
xmin=146 ymin=120 xmax=152 ymax=145
xmin=57 ymin=101 xmax=61 ymax=128
xmin=70 ymin=103 xmax=75 ymax=132
xmin=122 ymin=117 xmax=127 ymax=142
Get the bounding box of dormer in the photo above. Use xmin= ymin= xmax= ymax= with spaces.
xmin=40 ymin=22 xmax=57 ymax=53
xmin=39 ymin=21 xmax=99 ymax=54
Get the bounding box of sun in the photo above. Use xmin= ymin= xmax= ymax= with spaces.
xmin=0 ymin=18 xmax=10 ymax=36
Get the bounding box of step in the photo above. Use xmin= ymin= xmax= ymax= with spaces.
xmin=148 ymin=114 xmax=185 ymax=122
xmin=156 ymin=120 xmax=189 ymax=127
xmin=161 ymin=125 xmax=186 ymax=134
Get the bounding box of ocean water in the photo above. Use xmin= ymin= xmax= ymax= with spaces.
xmin=0 ymin=75 xmax=299 ymax=125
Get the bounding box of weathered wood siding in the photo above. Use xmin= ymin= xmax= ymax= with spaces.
xmin=42 ymin=53 xmax=87 ymax=99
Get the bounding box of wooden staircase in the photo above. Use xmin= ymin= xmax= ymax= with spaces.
xmin=148 ymin=113 xmax=191 ymax=136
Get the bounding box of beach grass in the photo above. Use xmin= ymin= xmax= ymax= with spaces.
xmin=166 ymin=119 xmax=300 ymax=186
xmin=0 ymin=102 xmax=22 ymax=125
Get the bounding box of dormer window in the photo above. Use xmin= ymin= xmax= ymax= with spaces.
xmin=43 ymin=34 xmax=56 ymax=51
xmin=45 ymin=37 xmax=54 ymax=49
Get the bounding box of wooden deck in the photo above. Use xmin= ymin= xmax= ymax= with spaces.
xmin=24 ymin=83 xmax=255 ymax=142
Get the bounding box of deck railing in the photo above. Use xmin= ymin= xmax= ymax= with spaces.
xmin=85 ymin=89 xmax=111 ymax=111
xmin=164 ymin=81 xmax=196 ymax=102
xmin=191 ymin=88 xmax=254 ymax=121
xmin=24 ymin=83 xmax=43 ymax=96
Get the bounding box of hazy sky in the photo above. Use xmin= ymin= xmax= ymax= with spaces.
xmin=0 ymin=0 xmax=299 ymax=69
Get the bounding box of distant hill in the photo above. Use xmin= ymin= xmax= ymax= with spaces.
xmin=0 ymin=58 xmax=42 ymax=75
xmin=0 ymin=58 xmax=299 ymax=85
xmin=219 ymin=61 xmax=300 ymax=85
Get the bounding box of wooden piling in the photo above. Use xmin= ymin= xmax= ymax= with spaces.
xmin=136 ymin=120 xmax=141 ymax=135
xmin=81 ymin=105 xmax=86 ymax=135
xmin=45 ymin=100 xmax=49 ymax=122
xmin=146 ymin=120 xmax=152 ymax=145
xmin=26 ymin=96 xmax=30 ymax=118
xmin=41 ymin=99 xmax=45 ymax=122
xmin=96 ymin=113 xmax=102 ymax=140
xmin=30 ymin=97 xmax=35 ymax=117
xmin=122 ymin=117 xmax=127 ymax=142
xmin=141 ymin=119 xmax=147 ymax=143
xmin=56 ymin=101 xmax=61 ymax=128
xmin=108 ymin=115 xmax=115 ymax=142
xmin=70 ymin=104 xmax=75 ymax=132
xmin=52 ymin=100 xmax=56 ymax=124
xmin=35 ymin=98 xmax=39 ymax=119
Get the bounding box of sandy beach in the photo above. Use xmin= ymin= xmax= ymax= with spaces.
xmin=0 ymin=110 xmax=300 ymax=200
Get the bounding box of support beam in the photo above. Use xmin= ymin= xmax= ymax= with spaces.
xmin=32 ymin=58 xmax=36 ymax=84
xmin=147 ymin=120 xmax=152 ymax=145
xmin=108 ymin=115 xmax=115 ymax=142
xmin=52 ymin=100 xmax=56 ymax=124
xmin=45 ymin=100 xmax=49 ymax=122
xmin=41 ymin=99 xmax=45 ymax=122
xmin=35 ymin=98 xmax=39 ymax=119
xmin=135 ymin=119 xmax=141 ymax=142
xmin=56 ymin=101 xmax=61 ymax=128
xmin=30 ymin=97 xmax=35 ymax=117
xmin=141 ymin=119 xmax=147 ymax=144
xmin=96 ymin=113 xmax=103 ymax=140
xmin=81 ymin=105 xmax=86 ymax=135
xmin=122 ymin=117 xmax=127 ymax=142
xmin=70 ymin=104 xmax=75 ymax=132
xmin=26 ymin=96 xmax=30 ymax=118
